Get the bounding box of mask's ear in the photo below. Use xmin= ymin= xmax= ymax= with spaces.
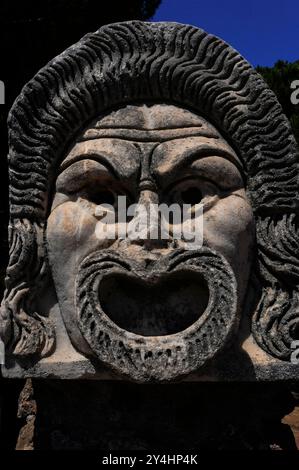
xmin=0 ymin=219 xmax=55 ymax=358
xmin=252 ymin=213 xmax=299 ymax=359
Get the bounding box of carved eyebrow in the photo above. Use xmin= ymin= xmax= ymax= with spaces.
xmin=59 ymin=139 xmax=141 ymax=180
xmin=188 ymin=147 xmax=241 ymax=167
xmin=153 ymin=144 xmax=244 ymax=178
xmin=59 ymin=153 xmax=119 ymax=180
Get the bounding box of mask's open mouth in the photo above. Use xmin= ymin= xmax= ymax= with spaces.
xmin=76 ymin=248 xmax=237 ymax=382
xmin=99 ymin=271 xmax=209 ymax=336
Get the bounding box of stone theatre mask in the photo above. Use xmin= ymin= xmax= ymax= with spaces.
xmin=1 ymin=22 xmax=298 ymax=382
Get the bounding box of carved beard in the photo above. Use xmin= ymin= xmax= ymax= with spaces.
xmin=76 ymin=248 xmax=238 ymax=382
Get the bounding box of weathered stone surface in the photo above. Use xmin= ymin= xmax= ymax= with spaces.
xmin=0 ymin=21 xmax=298 ymax=382
xmin=0 ymin=376 xmax=24 ymax=450
xmin=283 ymin=392 xmax=299 ymax=449
xmin=15 ymin=379 xmax=36 ymax=450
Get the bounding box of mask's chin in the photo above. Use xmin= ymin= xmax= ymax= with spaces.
xmin=76 ymin=248 xmax=238 ymax=382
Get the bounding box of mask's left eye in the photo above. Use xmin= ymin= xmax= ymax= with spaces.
xmin=180 ymin=187 xmax=203 ymax=205
xmin=165 ymin=178 xmax=221 ymax=214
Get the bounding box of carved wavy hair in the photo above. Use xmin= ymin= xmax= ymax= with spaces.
xmin=1 ymin=21 xmax=298 ymax=359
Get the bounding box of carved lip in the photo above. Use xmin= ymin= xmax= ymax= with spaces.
xmin=77 ymin=248 xmax=236 ymax=342
xmin=98 ymin=269 xmax=210 ymax=337
xmin=76 ymin=248 xmax=237 ymax=381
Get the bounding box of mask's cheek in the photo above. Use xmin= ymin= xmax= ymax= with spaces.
xmin=46 ymin=200 xmax=116 ymax=268
xmin=203 ymin=190 xmax=255 ymax=297
xmin=46 ymin=200 xmax=100 ymax=356
xmin=47 ymin=201 xmax=95 ymax=256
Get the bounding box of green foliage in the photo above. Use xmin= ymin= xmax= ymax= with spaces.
xmin=257 ymin=60 xmax=299 ymax=145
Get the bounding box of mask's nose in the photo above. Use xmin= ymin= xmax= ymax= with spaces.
xmin=128 ymin=189 xmax=169 ymax=250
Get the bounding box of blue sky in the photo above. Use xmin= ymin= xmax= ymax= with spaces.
xmin=152 ymin=0 xmax=298 ymax=67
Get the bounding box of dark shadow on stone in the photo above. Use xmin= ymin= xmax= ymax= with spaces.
xmin=31 ymin=380 xmax=297 ymax=450
xmin=0 ymin=377 xmax=24 ymax=450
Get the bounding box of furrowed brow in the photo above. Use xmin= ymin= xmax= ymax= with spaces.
xmin=153 ymin=144 xmax=243 ymax=180
xmin=59 ymin=140 xmax=141 ymax=180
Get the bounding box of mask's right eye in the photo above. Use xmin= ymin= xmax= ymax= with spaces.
xmin=87 ymin=188 xmax=116 ymax=207
xmin=56 ymin=159 xmax=133 ymax=215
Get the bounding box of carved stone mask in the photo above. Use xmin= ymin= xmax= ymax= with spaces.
xmin=1 ymin=21 xmax=298 ymax=382
xmin=46 ymin=104 xmax=254 ymax=380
